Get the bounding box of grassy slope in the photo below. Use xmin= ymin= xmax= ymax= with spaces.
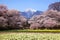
xmin=0 ymin=29 xmax=60 ymax=33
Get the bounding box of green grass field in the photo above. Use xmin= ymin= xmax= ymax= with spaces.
xmin=0 ymin=33 xmax=60 ymax=40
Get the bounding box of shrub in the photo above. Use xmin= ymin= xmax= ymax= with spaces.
xmin=30 ymin=23 xmax=40 ymax=29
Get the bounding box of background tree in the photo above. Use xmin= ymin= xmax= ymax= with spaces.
xmin=0 ymin=4 xmax=28 ymax=30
